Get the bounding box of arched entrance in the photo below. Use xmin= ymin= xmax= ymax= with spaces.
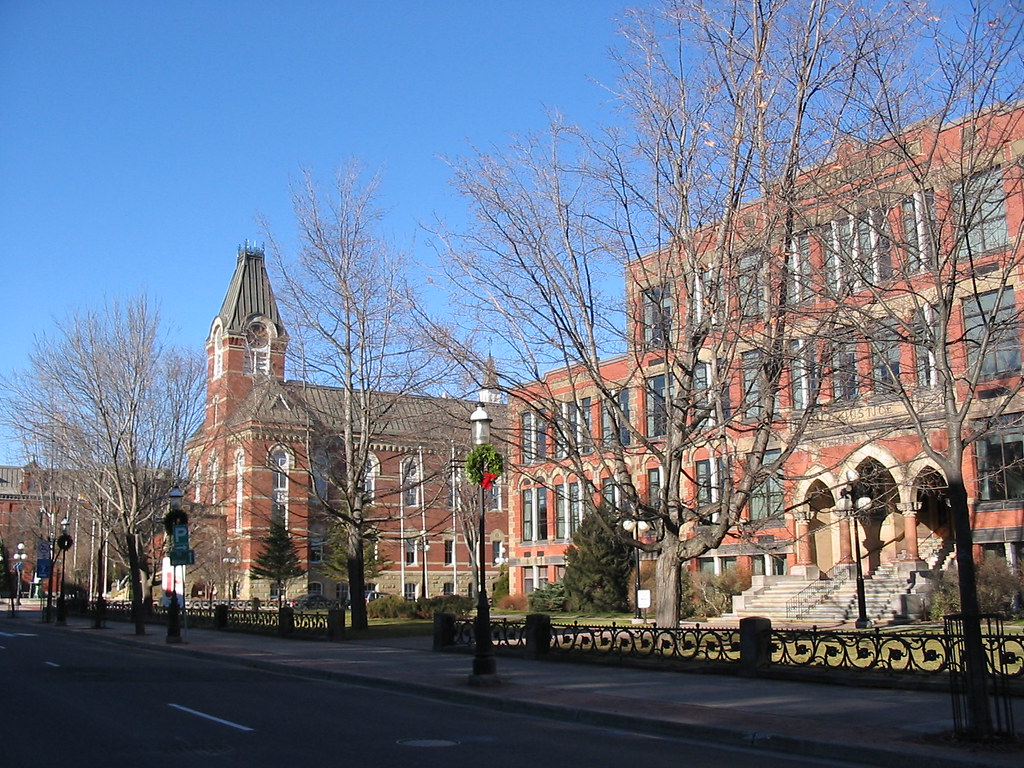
xmin=853 ymin=459 xmax=899 ymax=574
xmin=914 ymin=468 xmax=951 ymax=565
xmin=806 ymin=480 xmax=838 ymax=572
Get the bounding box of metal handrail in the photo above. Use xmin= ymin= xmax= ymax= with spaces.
xmin=785 ymin=562 xmax=855 ymax=618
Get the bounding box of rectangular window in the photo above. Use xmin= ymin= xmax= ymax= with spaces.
xmin=642 ymin=284 xmax=672 ymax=347
xmin=789 ymin=339 xmax=821 ymax=411
xmin=492 ymin=540 xmax=504 ymax=565
xmin=569 ymin=481 xmax=583 ymax=535
xmin=749 ymin=450 xmax=783 ymax=520
xmin=871 ymin=322 xmax=901 ymax=395
xmin=536 ymin=487 xmax=548 ymax=541
xmin=787 ymin=233 xmax=812 ymax=304
xmin=902 ymin=191 xmax=935 ymax=272
xmin=647 ymin=467 xmax=661 ymax=507
xmin=742 ymin=350 xmax=762 ymax=420
xmin=521 ymin=489 xmax=534 ymax=542
xmin=964 ymin=289 xmax=1020 ymax=379
xmin=444 ymin=539 xmax=454 ymax=566
xmin=977 ymin=416 xmax=1024 ymax=501
xmin=520 ymin=412 xmax=537 ymax=463
xmin=555 ymin=484 xmax=569 ymax=539
xmin=603 ymin=389 xmax=632 ymax=446
xmin=832 ymin=336 xmax=859 ymax=402
xmin=737 ymin=251 xmax=764 ymax=319
xmin=403 ymin=583 xmax=417 ymax=601
xmin=646 ymin=373 xmax=667 ymax=437
xmin=581 ymin=397 xmax=593 ymax=453
xmin=404 ymin=538 xmax=417 ymax=566
xmin=913 ymin=305 xmax=937 ymax=388
xmin=309 ymin=536 xmax=324 ymax=565
xmin=695 ymin=459 xmax=715 ymax=506
xmin=442 ymin=582 xmax=455 ymax=596
xmin=957 ymin=167 xmax=1008 ymax=255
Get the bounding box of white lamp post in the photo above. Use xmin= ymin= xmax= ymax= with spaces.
xmin=622 ymin=518 xmax=650 ymax=619
xmin=469 ymin=402 xmax=497 ymax=681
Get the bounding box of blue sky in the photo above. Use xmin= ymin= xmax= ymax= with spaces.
xmin=0 ymin=1 xmax=628 ymax=462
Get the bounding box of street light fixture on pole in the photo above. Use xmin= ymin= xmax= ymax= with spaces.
xmin=839 ymin=470 xmax=872 ymax=629
xmin=469 ymin=402 xmax=498 ymax=684
xmin=55 ymin=519 xmax=73 ymax=626
xmin=13 ymin=543 xmax=26 ymax=610
xmin=621 ymin=518 xmax=650 ymax=620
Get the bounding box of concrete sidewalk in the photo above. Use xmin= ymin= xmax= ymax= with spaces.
xmin=8 ymin=608 xmax=1024 ymax=768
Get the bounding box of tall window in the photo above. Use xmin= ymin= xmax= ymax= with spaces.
xmin=901 ymin=190 xmax=935 ymax=272
xmin=555 ymin=484 xmax=569 ymax=539
xmin=737 ymin=251 xmax=764 ymax=319
xmin=213 ymin=332 xmax=224 ymax=378
xmin=401 ymin=456 xmax=420 ymax=507
xmin=579 ymin=397 xmax=593 ymax=454
xmin=444 ymin=539 xmax=454 ymax=566
xmin=309 ymin=537 xmax=324 ymax=565
xmin=855 ymin=210 xmax=892 ymax=284
xmin=569 ymin=481 xmax=583 ymax=535
xmin=642 ymin=284 xmax=672 ymax=347
xmin=404 ymin=538 xmax=417 ymax=566
xmin=913 ymin=305 xmax=937 ymax=388
xmin=234 ymin=450 xmax=244 ymax=532
xmin=208 ymin=456 xmax=219 ymax=505
xmin=520 ymin=411 xmax=546 ymax=463
xmin=603 ymin=389 xmax=631 ymax=446
xmin=790 ymin=339 xmax=821 ymax=411
xmin=749 ymin=450 xmax=783 ymax=520
xmin=832 ymin=336 xmax=859 ymax=402
xmin=788 ymin=233 xmax=812 ymax=304
xmin=359 ymin=454 xmax=378 ymax=502
xmin=271 ymin=448 xmax=289 ymax=526
xmin=647 ymin=466 xmax=662 ymax=507
xmin=976 ymin=417 xmax=1024 ymax=501
xmin=870 ymin=322 xmax=901 ymax=395
xmin=957 ymin=167 xmax=1008 ymax=255
xmin=520 ymin=487 xmax=547 ymax=541
xmin=741 ymin=351 xmax=762 ymax=420
xmin=964 ymin=289 xmax=1020 ymax=380
xmin=645 ymin=374 xmax=667 ymax=437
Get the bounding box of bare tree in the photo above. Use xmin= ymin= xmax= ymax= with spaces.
xmin=805 ymin=4 xmax=1024 ymax=739
xmin=437 ymin=0 xmax=910 ymax=627
xmin=262 ymin=163 xmax=453 ymax=629
xmin=0 ymin=296 xmax=205 ymax=633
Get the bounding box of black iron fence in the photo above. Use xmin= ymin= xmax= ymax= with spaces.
xmin=84 ymin=600 xmax=344 ymax=640
xmin=439 ymin=613 xmax=1024 ymax=687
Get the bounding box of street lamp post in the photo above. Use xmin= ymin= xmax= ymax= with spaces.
xmin=469 ymin=403 xmax=497 ymax=683
xmin=13 ymin=543 xmax=26 ymax=609
xmin=55 ymin=519 xmax=73 ymax=626
xmin=839 ymin=470 xmax=872 ymax=629
xmin=621 ymin=518 xmax=650 ymax=620
xmin=163 ymin=485 xmax=187 ymax=643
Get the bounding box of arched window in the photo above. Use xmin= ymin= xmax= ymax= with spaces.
xmin=213 ymin=332 xmax=224 ymax=378
xmin=270 ymin=447 xmax=289 ymax=526
xmin=361 ymin=453 xmax=379 ymax=502
xmin=401 ymin=456 xmax=420 ymax=507
xmin=234 ymin=450 xmax=245 ymax=532
xmin=208 ymin=455 xmax=219 ymax=505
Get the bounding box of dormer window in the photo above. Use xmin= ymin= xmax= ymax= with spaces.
xmin=244 ymin=321 xmax=271 ymax=375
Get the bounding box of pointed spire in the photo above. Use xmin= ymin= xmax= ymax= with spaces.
xmin=216 ymin=242 xmax=285 ymax=338
xmin=478 ymin=355 xmax=502 ymax=404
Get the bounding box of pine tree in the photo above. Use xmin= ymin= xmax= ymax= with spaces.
xmin=250 ymin=521 xmax=305 ymax=607
xmin=562 ymin=506 xmax=633 ymax=613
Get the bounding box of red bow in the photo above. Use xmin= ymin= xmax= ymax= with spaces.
xmin=481 ymin=472 xmax=498 ymax=489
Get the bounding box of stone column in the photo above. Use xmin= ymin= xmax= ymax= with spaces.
xmin=790 ymin=508 xmax=819 ymax=580
xmin=898 ymin=501 xmax=921 ymax=562
xmin=837 ymin=514 xmax=852 ymax=564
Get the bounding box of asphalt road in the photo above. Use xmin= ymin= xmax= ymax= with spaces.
xmin=0 ymin=625 xmax=880 ymax=768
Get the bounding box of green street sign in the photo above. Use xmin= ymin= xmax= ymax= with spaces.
xmin=169 ymin=548 xmax=195 ymax=566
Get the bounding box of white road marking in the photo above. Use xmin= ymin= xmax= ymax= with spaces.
xmin=0 ymin=632 xmax=37 ymax=637
xmin=44 ymin=661 xmax=60 ymax=667
xmin=167 ymin=703 xmax=254 ymax=732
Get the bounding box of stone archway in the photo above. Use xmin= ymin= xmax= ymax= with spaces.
xmin=806 ymin=479 xmax=839 ymax=573
xmin=913 ymin=468 xmax=952 ymax=565
xmin=853 ymin=458 xmax=899 ymax=573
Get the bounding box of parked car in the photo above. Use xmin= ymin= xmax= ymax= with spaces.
xmin=288 ymin=594 xmax=335 ymax=610
xmin=364 ymin=591 xmax=390 ymax=603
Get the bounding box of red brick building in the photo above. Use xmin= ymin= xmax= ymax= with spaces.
xmin=186 ymin=245 xmax=507 ymax=604
xmin=506 ymin=106 xmax=1024 ymax=622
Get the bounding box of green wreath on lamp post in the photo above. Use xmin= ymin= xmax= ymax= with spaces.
xmin=465 ymin=444 xmax=504 ymax=488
